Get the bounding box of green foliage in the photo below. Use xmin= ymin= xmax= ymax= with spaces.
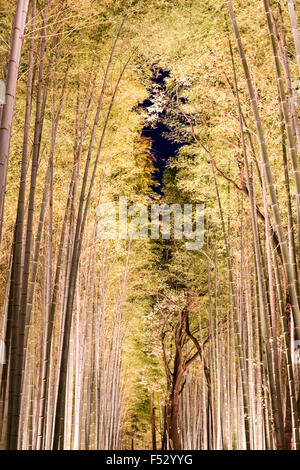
xmin=2 ymin=0 xmax=300 ymax=449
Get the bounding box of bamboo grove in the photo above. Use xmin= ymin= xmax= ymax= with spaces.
xmin=1 ymin=0 xmax=300 ymax=451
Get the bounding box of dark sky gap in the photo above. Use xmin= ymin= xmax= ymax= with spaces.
xmin=139 ymin=68 xmax=185 ymax=195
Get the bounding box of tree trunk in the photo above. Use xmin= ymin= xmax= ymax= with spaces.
xmin=150 ymin=391 xmax=157 ymax=450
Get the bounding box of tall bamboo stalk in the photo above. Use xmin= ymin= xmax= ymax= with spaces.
xmin=0 ymin=0 xmax=29 ymax=242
